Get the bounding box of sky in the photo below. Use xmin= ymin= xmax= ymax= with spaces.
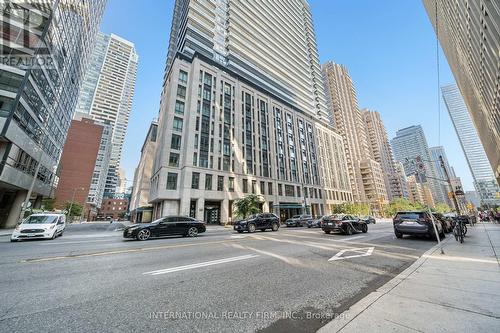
xmin=100 ymin=0 xmax=475 ymax=191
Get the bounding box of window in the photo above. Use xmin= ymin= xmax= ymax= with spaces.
xmin=169 ymin=152 xmax=179 ymax=167
xmin=171 ymin=134 xmax=181 ymax=150
xmin=205 ymin=174 xmax=212 ymax=190
xmin=229 ymin=177 xmax=234 ymax=192
xmin=285 ymin=185 xmax=295 ymax=197
xmin=193 ymin=152 xmax=197 ymax=166
xmin=268 ymin=182 xmax=273 ymax=195
xmin=175 ymin=100 xmax=185 ymax=115
xmin=179 ymin=70 xmax=188 ymax=85
xmin=191 ymin=172 xmax=200 ymax=189
xmin=278 ymin=184 xmax=282 ymax=196
xmin=243 ymin=179 xmax=248 ymax=193
xmin=173 ymin=117 xmax=183 ymax=132
xmin=252 ymin=180 xmax=256 ymax=194
xmin=167 ymin=173 xmax=177 ymax=190
xmin=217 ymin=176 xmax=224 ymax=191
xmin=260 ymin=181 xmax=265 ymax=195
xmin=177 ymin=85 xmax=186 ymax=98
xmin=297 ymin=186 xmax=301 ymax=198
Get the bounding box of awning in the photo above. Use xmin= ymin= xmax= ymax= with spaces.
xmin=274 ymin=204 xmax=309 ymax=209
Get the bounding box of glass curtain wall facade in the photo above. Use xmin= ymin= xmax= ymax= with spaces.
xmin=0 ymin=0 xmax=106 ymax=228
xmin=442 ymin=84 xmax=500 ymax=206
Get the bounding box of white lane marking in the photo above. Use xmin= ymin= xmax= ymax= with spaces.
xmin=143 ymin=254 xmax=260 ymax=276
xmin=38 ymin=239 xmax=111 ymax=245
xmin=329 ymin=247 xmax=374 ymax=261
xmin=341 ymin=236 xmax=365 ymax=241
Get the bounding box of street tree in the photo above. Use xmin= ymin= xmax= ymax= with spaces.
xmin=233 ymin=194 xmax=263 ymax=219
xmin=65 ymin=201 xmax=83 ymax=218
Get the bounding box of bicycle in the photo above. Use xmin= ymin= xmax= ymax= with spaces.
xmin=453 ymin=216 xmax=467 ymax=243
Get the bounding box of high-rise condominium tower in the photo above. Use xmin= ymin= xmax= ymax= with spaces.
xmin=75 ymin=32 xmax=138 ymax=199
xmin=423 ymin=0 xmax=500 ymax=185
xmin=391 ymin=125 xmax=447 ymax=204
xmin=150 ymin=0 xmax=352 ymax=223
xmin=442 ymin=84 xmax=500 ymax=206
xmin=0 ymin=0 xmax=106 ymax=228
xmin=362 ymin=109 xmax=405 ymax=200
xmin=322 ymin=62 xmax=388 ymax=210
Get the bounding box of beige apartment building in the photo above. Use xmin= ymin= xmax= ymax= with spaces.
xmin=130 ymin=121 xmax=158 ymax=223
xmin=423 ymin=0 xmax=500 ymax=185
xmin=149 ymin=0 xmax=352 ymax=224
xmin=362 ymin=109 xmax=405 ymax=201
xmin=322 ymin=62 xmax=388 ymax=212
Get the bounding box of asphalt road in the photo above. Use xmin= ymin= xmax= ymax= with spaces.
xmin=0 ymin=222 xmax=438 ymax=333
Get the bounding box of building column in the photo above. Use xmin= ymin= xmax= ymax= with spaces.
xmin=179 ymin=195 xmax=191 ymax=216
xmin=33 ymin=195 xmax=43 ymax=209
xmin=221 ymin=198 xmax=229 ymax=225
xmin=196 ymin=197 xmax=205 ymax=221
xmin=5 ymin=190 xmax=27 ymax=228
xmin=262 ymin=201 xmax=269 ymax=213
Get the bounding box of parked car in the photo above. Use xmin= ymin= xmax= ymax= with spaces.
xmin=360 ymin=216 xmax=376 ymax=224
xmin=233 ymin=213 xmax=280 ymax=233
xmin=123 ymin=216 xmax=206 ymax=240
xmin=11 ymin=213 xmax=66 ymax=242
xmin=285 ymin=214 xmax=313 ymax=227
xmin=393 ymin=211 xmax=444 ymax=239
xmin=432 ymin=213 xmax=453 ymax=233
xmin=321 ymin=214 xmax=368 ymax=235
xmin=307 ymin=216 xmax=324 ymax=228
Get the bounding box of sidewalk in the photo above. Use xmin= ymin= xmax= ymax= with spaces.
xmin=319 ymin=222 xmax=500 ymax=333
xmin=0 ymin=229 xmax=13 ymax=237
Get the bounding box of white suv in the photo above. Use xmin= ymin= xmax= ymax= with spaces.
xmin=11 ymin=213 xmax=66 ymax=242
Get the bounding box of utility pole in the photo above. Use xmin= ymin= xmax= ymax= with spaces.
xmin=439 ymin=155 xmax=460 ymax=215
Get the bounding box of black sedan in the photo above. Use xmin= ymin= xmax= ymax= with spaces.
xmin=360 ymin=216 xmax=376 ymax=224
xmin=123 ymin=216 xmax=206 ymax=241
xmin=321 ymin=214 xmax=368 ymax=235
xmin=233 ymin=213 xmax=280 ymax=233
xmin=307 ymin=216 xmax=324 ymax=228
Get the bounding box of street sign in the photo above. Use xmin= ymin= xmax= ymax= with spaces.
xmin=455 ymin=190 xmax=464 ymax=196
xmin=328 ymin=247 xmax=374 ymax=261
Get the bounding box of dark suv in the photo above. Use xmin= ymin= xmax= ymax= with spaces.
xmin=393 ymin=211 xmax=444 ymax=239
xmin=233 ymin=213 xmax=280 ymax=233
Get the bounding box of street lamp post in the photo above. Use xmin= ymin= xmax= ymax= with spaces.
xmin=68 ymin=187 xmax=85 ymax=223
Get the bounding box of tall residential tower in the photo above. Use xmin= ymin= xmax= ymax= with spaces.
xmin=150 ymin=0 xmax=352 ymax=223
xmin=322 ymin=62 xmax=388 ymax=211
xmin=74 ymin=32 xmax=138 ymax=199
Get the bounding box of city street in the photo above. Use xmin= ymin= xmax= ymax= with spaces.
xmin=0 ymin=222 xmax=438 ymax=333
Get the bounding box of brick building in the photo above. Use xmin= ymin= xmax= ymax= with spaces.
xmin=54 ymin=116 xmax=104 ymax=219
xmin=97 ymin=197 xmax=129 ymax=220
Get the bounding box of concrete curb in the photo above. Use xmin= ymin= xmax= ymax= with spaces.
xmin=317 ymin=236 xmax=451 ymax=333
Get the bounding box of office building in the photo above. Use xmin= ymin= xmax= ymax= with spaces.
xmin=429 ymin=146 xmax=455 ymax=207
xmin=130 ymin=120 xmax=157 ymax=222
xmin=424 ymin=0 xmax=500 ymax=184
xmin=441 ymin=84 xmax=500 ymax=206
xmin=322 ymin=62 xmax=388 ymax=210
xmin=54 ymin=116 xmax=104 ymax=219
xmin=150 ymin=0 xmax=352 ymax=223
xmin=74 ymin=32 xmax=138 ymax=198
xmin=391 ymin=125 xmax=447 ymax=204
xmin=0 ymin=0 xmax=106 ymax=228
